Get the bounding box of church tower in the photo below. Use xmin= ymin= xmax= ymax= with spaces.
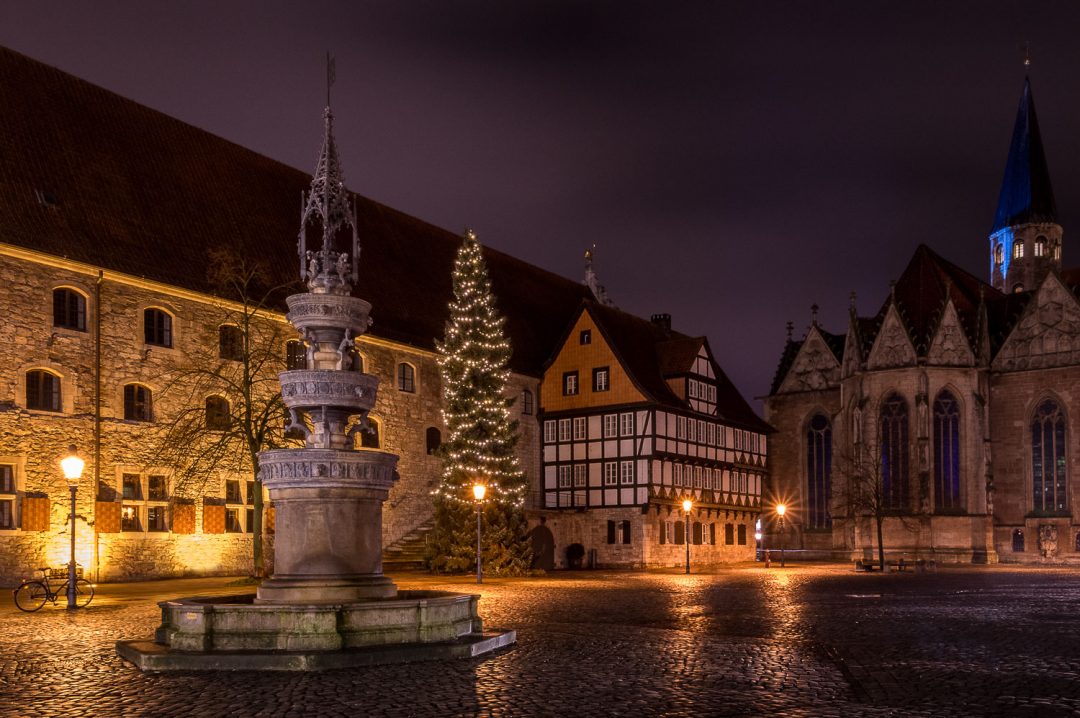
xmin=989 ymin=77 xmax=1061 ymax=293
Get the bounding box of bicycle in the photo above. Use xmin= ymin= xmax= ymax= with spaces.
xmin=13 ymin=567 xmax=94 ymax=612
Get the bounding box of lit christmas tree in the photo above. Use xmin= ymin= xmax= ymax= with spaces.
xmin=427 ymin=229 xmax=531 ymax=575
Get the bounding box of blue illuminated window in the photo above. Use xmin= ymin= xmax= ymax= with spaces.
xmin=1032 ymin=399 xmax=1067 ymax=513
xmin=933 ymin=391 xmax=961 ymax=511
xmin=879 ymin=394 xmax=909 ymax=510
xmin=806 ymin=413 xmax=832 ymax=528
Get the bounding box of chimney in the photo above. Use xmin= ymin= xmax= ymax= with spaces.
xmin=651 ymin=313 xmax=672 ymax=333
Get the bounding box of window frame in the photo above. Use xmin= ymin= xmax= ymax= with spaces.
xmin=52 ymin=287 xmax=87 ymax=332
xmin=563 ymin=371 xmax=579 ymax=396
xmin=143 ymin=307 xmax=173 ymax=348
xmin=123 ymin=383 xmax=154 ymax=422
xmin=25 ymin=369 xmax=62 ymax=412
xmin=522 ymin=389 xmax=534 ymax=415
xmin=592 ymin=367 xmax=610 ymax=392
xmin=397 ymin=362 xmax=416 ymax=393
xmin=205 ymin=395 xmax=231 ymax=430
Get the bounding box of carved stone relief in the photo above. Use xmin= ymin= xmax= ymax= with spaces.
xmin=994 ymin=275 xmax=1080 ymax=371
xmin=1039 ymin=524 xmax=1059 ymax=559
xmin=927 ymin=301 xmax=974 ymax=366
xmin=778 ymin=330 xmax=841 ymax=393
xmin=868 ymin=307 xmax=916 ymax=369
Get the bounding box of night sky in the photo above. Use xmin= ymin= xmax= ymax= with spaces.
xmin=4 ymin=2 xmax=1080 ymax=408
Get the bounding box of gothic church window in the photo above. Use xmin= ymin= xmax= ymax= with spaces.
xmin=26 ymin=370 xmax=61 ymax=412
xmin=879 ymin=393 xmax=910 ymax=510
xmin=933 ymin=391 xmax=961 ymax=511
xmin=1032 ymin=399 xmax=1067 ymax=513
xmin=53 ymin=288 xmax=86 ymax=331
xmin=806 ymin=413 xmax=832 ymax=529
xmin=124 ymin=384 xmax=153 ymax=422
xmin=994 ymin=244 xmax=1003 ymax=265
xmin=144 ymin=308 xmax=172 ymax=347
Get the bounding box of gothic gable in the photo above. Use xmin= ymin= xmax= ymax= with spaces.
xmin=993 ymin=273 xmax=1080 ymax=372
xmin=927 ymin=300 xmax=974 ymax=366
xmin=841 ymin=323 xmax=862 ymax=378
xmin=777 ymin=327 xmax=841 ymax=393
xmin=867 ymin=305 xmax=916 ymax=370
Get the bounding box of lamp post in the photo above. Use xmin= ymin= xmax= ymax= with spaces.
xmin=60 ymin=445 xmax=85 ymax=609
xmin=473 ymin=483 xmax=486 ymax=584
xmin=776 ymin=503 xmax=787 ymax=568
xmin=682 ymin=498 xmax=693 ymax=574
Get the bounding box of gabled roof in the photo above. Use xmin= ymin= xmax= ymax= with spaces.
xmin=767 ymin=325 xmax=844 ymax=396
xmin=580 ymin=303 xmax=771 ymax=432
xmin=880 ymin=244 xmax=995 ymax=355
xmin=991 ymin=77 xmax=1058 ymax=233
xmin=0 ymin=46 xmax=591 ymax=375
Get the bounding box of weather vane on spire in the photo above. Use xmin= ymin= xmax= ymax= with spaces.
xmin=1022 ymin=41 xmax=1031 ymax=70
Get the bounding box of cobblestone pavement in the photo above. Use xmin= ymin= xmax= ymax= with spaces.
xmin=2 ymin=565 xmax=1080 ymax=717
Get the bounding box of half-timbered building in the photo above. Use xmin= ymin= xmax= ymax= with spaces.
xmin=539 ymin=301 xmax=771 ymax=567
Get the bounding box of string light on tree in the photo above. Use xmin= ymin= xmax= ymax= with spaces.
xmin=427 ymin=229 xmax=531 ymax=575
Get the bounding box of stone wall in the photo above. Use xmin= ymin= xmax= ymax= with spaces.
xmin=0 ymin=250 xmax=544 ymax=585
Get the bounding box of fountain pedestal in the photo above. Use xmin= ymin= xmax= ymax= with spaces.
xmin=255 ymin=448 xmax=399 ymax=603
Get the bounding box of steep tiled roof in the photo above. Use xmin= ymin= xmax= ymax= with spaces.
xmin=0 ymin=46 xmax=591 ymax=375
xmin=879 ymin=244 xmax=996 ymax=355
xmin=991 ymin=77 xmax=1057 ymax=233
xmin=586 ymin=304 xmax=770 ymax=432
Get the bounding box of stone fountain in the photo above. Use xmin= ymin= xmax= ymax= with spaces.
xmin=116 ymin=106 xmax=514 ymax=671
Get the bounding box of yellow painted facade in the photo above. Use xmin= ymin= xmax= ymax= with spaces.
xmin=540 ymin=309 xmax=646 ymax=412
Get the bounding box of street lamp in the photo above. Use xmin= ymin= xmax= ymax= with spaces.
xmin=776 ymin=503 xmax=787 ymax=568
xmin=60 ymin=445 xmax=85 ymax=609
xmin=473 ymin=483 xmax=486 ymax=584
xmin=682 ymin=498 xmax=693 ymax=574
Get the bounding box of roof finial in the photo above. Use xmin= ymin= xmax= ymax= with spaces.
xmin=810 ymin=303 xmax=819 ymax=326
xmin=889 ymin=280 xmax=897 ymax=303
xmin=849 ymin=291 xmax=857 ymax=311
xmin=1022 ymin=41 xmax=1031 ymax=71
xmin=785 ymin=321 xmax=794 ymax=342
xmin=583 ymin=244 xmax=615 ymax=308
xmin=326 ymin=52 xmax=336 ymax=108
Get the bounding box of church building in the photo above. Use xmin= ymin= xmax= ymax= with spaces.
xmin=765 ymin=77 xmax=1080 ymax=563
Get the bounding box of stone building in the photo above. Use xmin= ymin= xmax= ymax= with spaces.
xmin=764 ymin=77 xmax=1080 ymax=564
xmin=0 ymin=47 xmax=766 ymax=583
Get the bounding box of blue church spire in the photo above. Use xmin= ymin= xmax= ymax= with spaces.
xmin=991 ymin=77 xmax=1057 ymax=234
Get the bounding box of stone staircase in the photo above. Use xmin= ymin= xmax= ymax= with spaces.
xmin=382 ymin=519 xmax=434 ymax=570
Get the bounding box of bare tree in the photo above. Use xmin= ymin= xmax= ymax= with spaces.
xmin=834 ymin=440 xmax=920 ymax=571
xmin=152 ymin=248 xmax=298 ymax=576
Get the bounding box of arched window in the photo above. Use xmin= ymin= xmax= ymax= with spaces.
xmin=1014 ymin=242 xmax=1025 ymax=259
xmin=522 ymin=389 xmax=534 ymax=415
xmin=426 ymin=427 xmax=441 ymax=455
xmin=26 ymin=370 xmax=61 ymax=411
xmin=124 ymin=384 xmax=153 ymax=421
xmin=933 ymin=391 xmax=961 ymax=511
xmin=53 ymin=288 xmax=86 ymax=331
xmin=879 ymin=393 xmax=910 ymax=510
xmin=806 ymin=413 xmax=832 ymax=528
xmin=993 ymin=244 xmax=1003 ymax=265
xmin=285 ymin=340 xmax=306 ymax=370
xmin=361 ymin=417 xmax=381 ymax=448
xmin=144 ymin=308 xmax=172 ymax=347
xmin=205 ymin=396 xmax=231 ymax=430
xmin=397 ymin=363 xmax=415 ymax=393
xmin=1035 ymin=235 xmax=1047 ymax=257
xmin=219 ymin=325 xmax=243 ymax=361
xmin=1032 ymin=399 xmax=1067 ymax=513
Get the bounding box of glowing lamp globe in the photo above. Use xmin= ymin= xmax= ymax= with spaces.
xmin=681 ymin=499 xmax=693 ymax=513
xmin=776 ymin=503 xmax=786 ymax=517
xmin=60 ymin=445 xmax=84 ymax=486
xmin=473 ymin=483 xmax=487 ymax=501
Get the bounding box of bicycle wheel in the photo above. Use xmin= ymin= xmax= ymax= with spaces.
xmin=73 ymin=578 xmax=94 ymax=607
xmin=13 ymin=581 xmax=48 ymax=612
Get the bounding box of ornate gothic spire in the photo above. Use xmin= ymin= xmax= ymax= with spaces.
xmin=991 ymin=76 xmax=1057 ymax=234
xmin=298 ymin=106 xmax=360 ymax=294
